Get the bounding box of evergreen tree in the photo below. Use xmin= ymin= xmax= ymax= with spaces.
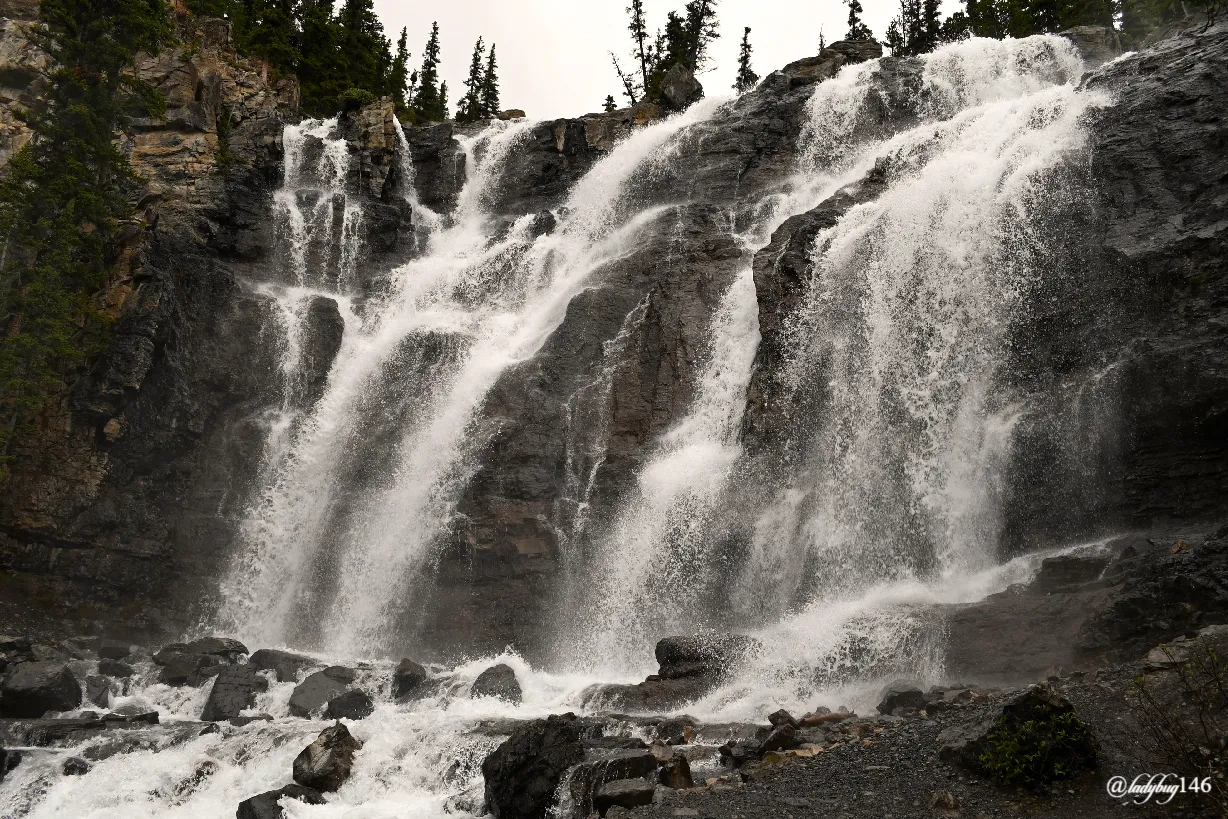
xmin=604 ymin=94 xmax=618 ymax=111
xmin=627 ymin=0 xmax=652 ymax=92
xmin=337 ymin=0 xmax=391 ymax=97
xmin=0 ymin=0 xmax=173 ymax=466
xmin=297 ymin=0 xmax=347 ymax=114
xmin=683 ymin=0 xmax=720 ymax=69
xmin=439 ymin=80 xmax=449 ymax=121
xmin=245 ymin=0 xmax=299 ymax=81
xmin=734 ymin=26 xmax=759 ymax=92
xmin=479 ymin=44 xmax=501 ymax=118
xmin=611 ymin=52 xmax=640 ymax=104
xmin=846 ymin=0 xmax=875 ymax=40
xmin=457 ymin=37 xmax=486 ymax=123
xmin=391 ymin=27 xmax=410 ymax=112
xmin=412 ymin=22 xmax=446 ymax=122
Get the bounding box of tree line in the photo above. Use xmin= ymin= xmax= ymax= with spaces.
xmin=184 ymin=0 xmax=502 ymax=123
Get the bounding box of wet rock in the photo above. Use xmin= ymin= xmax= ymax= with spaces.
xmin=236 ymin=784 xmax=326 ymax=819
xmin=153 ymin=638 xmax=247 ymax=687
xmin=471 ymin=663 xmax=522 ymax=703
xmin=1059 ymin=25 xmax=1122 ymax=67
xmin=293 ymin=722 xmax=363 ymax=792
xmin=655 ymin=634 xmax=761 ymax=679
xmin=1033 ymin=553 xmax=1111 ymax=592
xmin=391 ymin=658 xmax=428 ymax=701
xmin=718 ymin=740 xmax=762 ymax=768
xmin=658 ymin=64 xmax=703 ymax=112
xmin=938 ymin=684 xmax=1098 ymax=787
xmin=97 ymin=659 xmax=134 ymax=678
xmin=876 ymin=684 xmax=926 ymax=715
xmin=248 ymin=648 xmax=316 ymax=683
xmin=85 ymin=675 xmax=112 ymax=708
xmin=184 ymin=637 xmax=248 ymax=662
xmin=0 ymin=662 xmax=82 ymax=717
xmin=767 ymin=709 xmax=799 ymax=729
xmin=62 ymin=756 xmax=91 ymax=775
xmin=652 ymin=716 xmax=698 ymax=744
xmin=200 ymin=664 xmax=269 ymax=722
xmin=482 ymin=713 xmax=588 ymax=819
xmin=760 ymin=724 xmax=802 ymax=754
xmin=594 ymin=778 xmax=656 ymax=814
xmin=300 ymin=296 xmax=344 ymax=404
xmin=324 ymin=688 xmax=374 ymax=720
xmin=0 ymin=748 xmax=19 ymax=783
xmin=289 ymin=666 xmax=356 ymax=718
xmin=97 ymin=639 xmax=131 ymax=660
xmin=653 ymin=745 xmax=694 ymax=789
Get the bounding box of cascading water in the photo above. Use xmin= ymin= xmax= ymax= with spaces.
xmin=1 ymin=35 xmax=1133 ymax=819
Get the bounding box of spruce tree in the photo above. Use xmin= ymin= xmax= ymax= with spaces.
xmin=0 ymin=0 xmax=173 ymax=465
xmin=683 ymin=0 xmax=720 ymax=70
xmin=627 ymin=0 xmax=651 ymax=91
xmin=297 ymin=0 xmax=346 ymax=114
xmin=412 ymin=22 xmax=444 ymax=122
xmin=734 ymin=26 xmax=759 ymax=93
xmin=439 ymin=80 xmax=449 ymax=121
xmin=337 ymin=0 xmax=391 ymax=98
xmin=457 ymin=37 xmax=486 ymax=123
xmin=604 ymin=94 xmax=618 ymax=112
xmin=922 ymin=0 xmax=943 ymax=48
xmin=479 ymin=44 xmax=500 ymax=119
xmin=391 ymin=27 xmax=410 ymax=112
xmin=846 ymin=0 xmax=875 ymax=40
xmin=245 ymin=0 xmax=299 ymax=81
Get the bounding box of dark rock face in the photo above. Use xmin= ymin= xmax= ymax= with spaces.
xmin=391 ymin=658 xmax=428 ymax=701
xmin=293 ymin=722 xmax=362 ymax=792
xmin=655 ymin=634 xmax=761 ymax=679
xmin=0 ymin=662 xmax=82 ymax=717
xmin=471 ymin=664 xmax=522 ymax=703
xmin=154 ymin=638 xmax=248 ymax=687
xmin=248 ymin=648 xmax=316 ymax=683
xmin=594 ymin=778 xmax=655 ymax=814
xmin=236 ymin=784 xmax=326 ymax=819
xmin=324 ymin=688 xmax=374 ymax=720
xmin=877 ymin=685 xmax=926 ymax=716
xmin=0 ymin=748 xmax=22 ymax=783
xmin=482 ymin=713 xmax=588 ymax=819
xmin=289 ymin=666 xmax=356 ymax=718
xmin=200 ymin=664 xmax=269 ymax=721
xmin=299 ymin=296 xmax=344 ymax=405
xmin=97 ymin=639 xmax=131 ymax=660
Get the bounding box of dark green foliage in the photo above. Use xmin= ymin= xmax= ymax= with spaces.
xmin=846 ymin=0 xmax=875 ymax=40
xmin=411 ymin=22 xmax=447 ymax=122
xmin=390 ymin=27 xmax=409 ymax=113
xmin=244 ymin=0 xmax=299 ymax=77
xmin=734 ymin=26 xmax=759 ymax=93
xmin=976 ymin=691 xmax=1099 ymax=788
xmin=603 ymin=94 xmax=618 ymax=112
xmin=617 ymin=0 xmax=721 ymax=105
xmin=339 ymin=86 xmax=375 ymax=111
xmin=479 ymin=44 xmax=500 ymax=119
xmin=457 ymin=37 xmax=486 ymax=122
xmin=0 ymin=0 xmax=174 ymax=467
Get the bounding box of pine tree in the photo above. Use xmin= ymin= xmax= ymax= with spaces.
xmin=439 ymin=80 xmax=449 ymax=121
xmin=412 ymin=22 xmax=445 ymax=122
xmin=846 ymin=0 xmax=875 ymax=40
xmin=245 ymin=0 xmax=299 ymax=81
xmin=683 ymin=0 xmax=720 ymax=69
xmin=627 ymin=0 xmax=651 ymax=92
xmin=0 ymin=0 xmax=173 ymax=466
xmin=611 ymin=52 xmax=639 ymax=104
xmin=391 ymin=27 xmax=409 ymax=112
xmin=337 ymin=0 xmax=391 ymax=97
xmin=922 ymin=0 xmax=943 ymax=48
xmin=604 ymin=94 xmax=618 ymax=112
xmin=734 ymin=26 xmax=759 ymax=93
xmin=297 ymin=0 xmax=346 ymax=114
xmin=479 ymin=44 xmax=501 ymax=119
xmin=457 ymin=37 xmax=486 ymax=123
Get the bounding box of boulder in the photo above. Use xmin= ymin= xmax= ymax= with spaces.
xmin=655 ymin=634 xmax=760 ymax=679
xmin=62 ymin=756 xmax=91 ymax=775
xmin=877 ymin=684 xmax=926 ymax=715
xmin=391 ymin=658 xmax=428 ymax=701
xmin=153 ymin=637 xmax=247 ymax=687
xmin=658 ymin=64 xmax=703 ymax=112
xmin=200 ymin=664 xmax=269 ymax=722
xmin=236 ymin=784 xmax=326 ymax=819
xmin=767 ymin=708 xmax=799 ymax=728
xmin=471 ymin=664 xmax=522 ymax=703
xmin=324 ymin=688 xmax=374 ymax=720
xmin=1058 ymin=25 xmax=1122 ymax=68
xmin=653 ymin=746 xmax=693 ymax=789
xmin=293 ymin=722 xmax=363 ymax=792
xmin=289 ymin=666 xmax=356 ymax=718
xmin=482 ymin=713 xmax=588 ymax=819
xmin=595 ymin=778 xmax=656 ymax=814
xmin=938 ymin=684 xmax=1098 ymax=788
xmin=98 ymin=659 xmax=135 ymax=678
xmin=760 ymin=724 xmax=802 ymax=754
xmin=85 ymin=675 xmax=112 ymax=708
xmin=0 ymin=662 xmax=82 ymax=717
xmin=97 ymin=639 xmax=132 ymax=660
xmin=300 ymin=296 xmax=344 ymax=404
xmin=0 ymin=748 xmax=21 ymax=784
xmin=249 ymin=649 xmax=316 ymax=683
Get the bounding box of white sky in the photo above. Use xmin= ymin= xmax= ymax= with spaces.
xmin=372 ymin=0 xmax=906 ymax=119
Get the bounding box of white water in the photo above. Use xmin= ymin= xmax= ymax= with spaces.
xmin=2 ymin=35 xmax=1124 ymax=819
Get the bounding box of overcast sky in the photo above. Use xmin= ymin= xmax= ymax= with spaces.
xmin=372 ymin=0 xmax=904 ymax=120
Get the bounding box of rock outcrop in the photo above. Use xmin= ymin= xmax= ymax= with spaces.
xmin=293 ymin=722 xmax=362 ymax=792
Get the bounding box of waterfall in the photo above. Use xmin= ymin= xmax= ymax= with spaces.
xmin=218 ymin=99 xmax=731 ymax=656
xmin=564 ymin=35 xmax=1107 ymax=684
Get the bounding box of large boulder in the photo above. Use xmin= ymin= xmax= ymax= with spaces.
xmin=153 ymin=637 xmax=248 ymax=687
xmin=654 ymin=633 xmax=761 ymax=679
xmin=293 ymin=722 xmax=363 ymax=792
xmin=594 ymin=778 xmax=656 ymax=814
xmin=471 ymin=664 xmax=522 ymax=703
xmin=876 ymin=683 xmax=926 ymax=715
xmin=236 ymin=784 xmax=326 ymax=819
xmin=0 ymin=662 xmax=82 ymax=717
xmin=289 ymin=666 xmax=356 ymax=718
xmin=391 ymin=658 xmax=428 ymax=701
xmin=324 ymin=688 xmax=374 ymax=720
xmin=249 ymin=649 xmax=316 ymax=683
xmin=658 ymin=63 xmax=703 ymax=112
xmin=938 ymin=685 xmax=1098 ymax=788
xmin=200 ymin=664 xmax=269 ymax=722
xmin=0 ymin=748 xmax=22 ymax=784
xmin=482 ymin=713 xmax=589 ymax=819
